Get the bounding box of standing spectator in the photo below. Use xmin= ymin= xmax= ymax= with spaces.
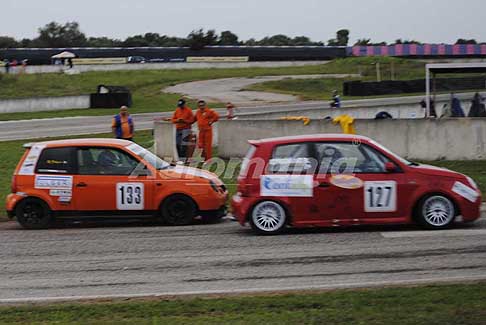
xmin=468 ymin=93 xmax=486 ymax=117
xmin=450 ymin=94 xmax=465 ymax=117
xmin=330 ymin=90 xmax=341 ymax=108
xmin=420 ymin=98 xmax=437 ymax=118
xmin=171 ymin=99 xmax=195 ymax=160
xmin=20 ymin=59 xmax=28 ymax=74
xmin=112 ymin=106 xmax=134 ymax=141
xmin=226 ymin=102 xmax=235 ymax=119
xmin=195 ymin=100 xmax=219 ymax=161
xmin=4 ymin=59 xmax=10 ymax=74
xmin=67 ymin=58 xmax=74 ymax=69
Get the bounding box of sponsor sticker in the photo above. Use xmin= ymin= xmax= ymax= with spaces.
xmin=452 ymin=181 xmax=479 ymax=203
xmin=260 ymin=175 xmax=314 ymax=197
xmin=329 ymin=175 xmax=364 ymax=190
xmin=49 ymin=189 xmax=72 ymax=197
xmin=58 ymin=197 xmax=72 ymax=203
xmin=35 ymin=175 xmax=73 ymax=190
xmin=19 ymin=145 xmax=45 ymax=175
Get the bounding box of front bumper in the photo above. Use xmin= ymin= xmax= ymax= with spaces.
xmin=231 ymin=193 xmax=255 ymax=226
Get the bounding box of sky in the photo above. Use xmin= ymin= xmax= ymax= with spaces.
xmin=2 ymin=0 xmax=485 ymax=44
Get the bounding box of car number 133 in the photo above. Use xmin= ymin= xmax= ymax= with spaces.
xmin=117 ymin=183 xmax=144 ymax=210
xmin=364 ymin=181 xmax=397 ymax=212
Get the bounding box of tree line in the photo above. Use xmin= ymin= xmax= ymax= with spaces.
xmin=0 ymin=22 xmax=483 ymax=49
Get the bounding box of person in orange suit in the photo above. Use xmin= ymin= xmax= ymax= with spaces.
xmin=171 ymin=99 xmax=195 ymax=160
xmin=195 ymin=100 xmax=219 ymax=161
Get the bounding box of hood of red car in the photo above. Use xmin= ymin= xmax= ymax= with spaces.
xmin=411 ymin=164 xmax=463 ymax=178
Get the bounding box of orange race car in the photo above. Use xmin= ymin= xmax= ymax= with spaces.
xmin=6 ymin=139 xmax=228 ymax=229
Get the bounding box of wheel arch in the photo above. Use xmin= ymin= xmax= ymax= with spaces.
xmin=158 ymin=192 xmax=200 ymax=212
xmin=245 ymin=198 xmax=293 ymax=225
xmin=411 ymin=191 xmax=461 ymax=222
xmin=13 ymin=196 xmax=53 ymax=216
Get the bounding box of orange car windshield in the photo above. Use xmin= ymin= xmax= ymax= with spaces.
xmin=126 ymin=143 xmax=171 ymax=170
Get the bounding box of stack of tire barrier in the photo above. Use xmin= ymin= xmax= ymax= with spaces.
xmin=90 ymin=85 xmax=132 ymax=108
xmin=344 ymin=77 xmax=486 ymax=96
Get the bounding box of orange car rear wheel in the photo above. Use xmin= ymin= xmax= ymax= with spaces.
xmin=16 ymin=197 xmax=53 ymax=230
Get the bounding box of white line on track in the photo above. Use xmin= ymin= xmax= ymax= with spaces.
xmin=381 ymin=229 xmax=486 ymax=238
xmin=1 ymin=275 xmax=486 ymax=304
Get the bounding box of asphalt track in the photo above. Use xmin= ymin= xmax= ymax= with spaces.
xmin=0 ymin=209 xmax=485 ymax=304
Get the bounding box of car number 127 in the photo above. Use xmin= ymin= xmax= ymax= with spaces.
xmin=117 ymin=183 xmax=144 ymax=210
xmin=364 ymin=181 xmax=397 ymax=212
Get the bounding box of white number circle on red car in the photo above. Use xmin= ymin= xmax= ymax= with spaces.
xmin=117 ymin=183 xmax=144 ymax=210
xmin=364 ymin=181 xmax=397 ymax=212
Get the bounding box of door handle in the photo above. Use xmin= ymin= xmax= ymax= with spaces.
xmin=318 ymin=182 xmax=331 ymax=188
xmin=76 ymin=182 xmax=88 ymax=188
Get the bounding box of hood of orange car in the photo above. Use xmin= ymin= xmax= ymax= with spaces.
xmin=159 ymin=166 xmax=222 ymax=184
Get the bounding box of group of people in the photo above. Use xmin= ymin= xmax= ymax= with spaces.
xmin=111 ymin=100 xmax=235 ymax=162
xmin=170 ymin=99 xmax=220 ymax=161
xmin=2 ymin=59 xmax=28 ymax=74
xmin=421 ymin=93 xmax=486 ymax=118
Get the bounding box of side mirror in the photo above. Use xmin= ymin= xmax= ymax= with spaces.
xmin=385 ymin=162 xmax=397 ymax=173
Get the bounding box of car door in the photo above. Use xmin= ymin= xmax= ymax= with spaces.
xmin=73 ymin=147 xmax=154 ymax=213
xmin=264 ymin=142 xmax=322 ymax=223
xmin=314 ymin=142 xmax=414 ymax=221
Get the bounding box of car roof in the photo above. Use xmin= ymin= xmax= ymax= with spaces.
xmin=249 ymin=134 xmax=372 ymax=146
xmin=25 ymin=138 xmax=133 ymax=148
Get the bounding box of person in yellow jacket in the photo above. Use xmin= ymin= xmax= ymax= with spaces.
xmin=332 ymin=114 xmax=356 ymax=135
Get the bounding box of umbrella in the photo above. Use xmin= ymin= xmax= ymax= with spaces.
xmin=51 ymin=51 xmax=76 ymax=59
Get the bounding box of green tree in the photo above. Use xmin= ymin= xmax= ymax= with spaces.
xmin=123 ymin=35 xmax=149 ymax=47
xmin=88 ymin=37 xmax=122 ymax=47
xmin=258 ymin=34 xmax=292 ymax=46
xmin=456 ymin=39 xmax=477 ymax=45
xmin=354 ymin=38 xmax=372 ymax=46
xmin=35 ymin=21 xmax=87 ymax=47
xmin=0 ymin=36 xmax=19 ymax=48
xmin=218 ymin=31 xmax=239 ymax=45
xmin=336 ymin=29 xmax=350 ymax=46
xmin=187 ymin=29 xmax=218 ymax=50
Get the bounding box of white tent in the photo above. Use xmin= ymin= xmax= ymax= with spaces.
xmin=51 ymin=51 xmax=76 ymax=59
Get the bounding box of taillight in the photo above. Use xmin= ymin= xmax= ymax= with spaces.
xmin=11 ymin=175 xmax=17 ymax=193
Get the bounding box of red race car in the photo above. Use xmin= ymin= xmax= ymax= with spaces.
xmin=232 ymin=134 xmax=482 ymax=235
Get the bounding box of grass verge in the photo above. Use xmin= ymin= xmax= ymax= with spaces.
xmin=0 ymin=282 xmax=485 ymax=324
xmin=0 ymin=58 xmax=426 ymax=121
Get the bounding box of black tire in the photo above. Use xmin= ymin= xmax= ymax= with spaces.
xmin=15 ymin=198 xmax=52 ymax=230
xmin=161 ymin=194 xmax=197 ymax=226
xmin=249 ymin=201 xmax=288 ymax=235
xmin=415 ymin=194 xmax=456 ymax=230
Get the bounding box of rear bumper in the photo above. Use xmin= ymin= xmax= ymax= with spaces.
xmin=5 ymin=193 xmax=24 ymax=217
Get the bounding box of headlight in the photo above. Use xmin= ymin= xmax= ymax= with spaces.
xmin=466 ymin=176 xmax=479 ymax=190
xmin=209 ymin=180 xmax=219 ymax=193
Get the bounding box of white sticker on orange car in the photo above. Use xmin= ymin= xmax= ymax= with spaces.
xmin=260 ymin=175 xmax=314 ymax=197
xmin=116 ymin=183 xmax=144 ymax=210
xmin=35 ymin=175 xmax=73 ymax=190
xmin=364 ymin=181 xmax=397 ymax=212
xmin=19 ymin=145 xmax=46 ymax=175
xmin=58 ymin=197 xmax=72 ymax=203
xmin=452 ymin=182 xmax=479 ymax=203
xmin=50 ymin=189 xmax=72 ymax=197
